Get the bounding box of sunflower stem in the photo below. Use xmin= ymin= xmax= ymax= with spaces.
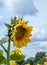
xmin=7 ymin=37 xmax=10 ymax=65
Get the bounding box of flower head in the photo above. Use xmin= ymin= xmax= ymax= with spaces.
xmin=37 ymin=63 xmax=40 ymax=65
xmin=26 ymin=63 xmax=30 ymax=65
xmin=10 ymin=61 xmax=16 ymax=65
xmin=44 ymin=56 xmax=47 ymax=65
xmin=11 ymin=47 xmax=23 ymax=55
xmin=11 ymin=19 xmax=33 ymax=48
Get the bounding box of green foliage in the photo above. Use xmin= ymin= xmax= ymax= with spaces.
xmin=19 ymin=17 xmax=23 ymax=21
xmin=0 ymin=50 xmax=6 ymax=64
xmin=10 ymin=54 xmax=25 ymax=62
xmin=4 ymin=17 xmax=18 ymax=37
xmin=34 ymin=52 xmax=45 ymax=62
xmin=0 ymin=50 xmax=3 ymax=56
xmin=25 ymin=21 xmax=28 ymax=24
xmin=4 ymin=17 xmax=17 ymax=29
xmin=33 ymin=52 xmax=46 ymax=65
xmin=11 ymin=16 xmax=17 ymax=24
xmin=4 ymin=23 xmax=12 ymax=28
xmin=0 ymin=56 xmax=6 ymax=64
xmin=25 ymin=57 xmax=34 ymax=65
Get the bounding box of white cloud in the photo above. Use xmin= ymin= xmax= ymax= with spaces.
xmin=0 ymin=24 xmax=7 ymax=39
xmin=40 ymin=41 xmax=47 ymax=47
xmin=0 ymin=16 xmax=4 ymax=25
xmin=26 ymin=27 xmax=47 ymax=52
xmin=0 ymin=16 xmax=3 ymax=19
xmin=0 ymin=0 xmax=38 ymax=16
xmin=4 ymin=0 xmax=12 ymax=10
xmin=32 ymin=27 xmax=47 ymax=42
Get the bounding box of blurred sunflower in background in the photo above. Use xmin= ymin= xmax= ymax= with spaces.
xmin=11 ymin=47 xmax=23 ymax=55
xmin=10 ymin=61 xmax=16 ymax=65
xmin=25 ymin=64 xmax=30 ymax=65
xmin=11 ymin=19 xmax=33 ymax=48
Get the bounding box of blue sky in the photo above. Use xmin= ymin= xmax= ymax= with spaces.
xmin=0 ymin=0 xmax=47 ymax=59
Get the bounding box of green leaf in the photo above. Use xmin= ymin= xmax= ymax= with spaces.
xmin=14 ymin=16 xmax=17 ymax=20
xmin=20 ymin=17 xmax=23 ymax=21
xmin=4 ymin=23 xmax=11 ymax=28
xmin=11 ymin=18 xmax=14 ymax=24
xmin=0 ymin=50 xmax=3 ymax=56
xmin=0 ymin=56 xmax=6 ymax=64
xmin=10 ymin=54 xmax=25 ymax=62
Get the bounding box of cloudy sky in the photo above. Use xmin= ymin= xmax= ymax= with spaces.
xmin=0 ymin=0 xmax=47 ymax=59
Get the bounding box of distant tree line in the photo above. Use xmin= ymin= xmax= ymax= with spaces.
xmin=17 ymin=52 xmax=47 ymax=65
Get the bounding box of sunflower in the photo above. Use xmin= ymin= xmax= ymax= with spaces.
xmin=10 ymin=61 xmax=16 ymax=65
xmin=44 ymin=56 xmax=47 ymax=65
xmin=26 ymin=64 xmax=30 ymax=65
xmin=11 ymin=19 xmax=33 ymax=48
xmin=11 ymin=47 xmax=23 ymax=55
xmin=37 ymin=63 xmax=40 ymax=65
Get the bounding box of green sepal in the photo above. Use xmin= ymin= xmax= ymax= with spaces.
xmin=25 ymin=21 xmax=28 ymax=24
xmin=4 ymin=23 xmax=12 ymax=28
xmin=14 ymin=16 xmax=17 ymax=21
xmin=11 ymin=16 xmax=17 ymax=24
xmin=10 ymin=54 xmax=25 ymax=62
xmin=20 ymin=17 xmax=23 ymax=21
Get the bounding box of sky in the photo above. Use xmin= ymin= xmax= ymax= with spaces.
xmin=0 ymin=0 xmax=47 ymax=59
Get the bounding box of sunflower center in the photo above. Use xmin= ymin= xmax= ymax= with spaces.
xmin=16 ymin=26 xmax=26 ymax=40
